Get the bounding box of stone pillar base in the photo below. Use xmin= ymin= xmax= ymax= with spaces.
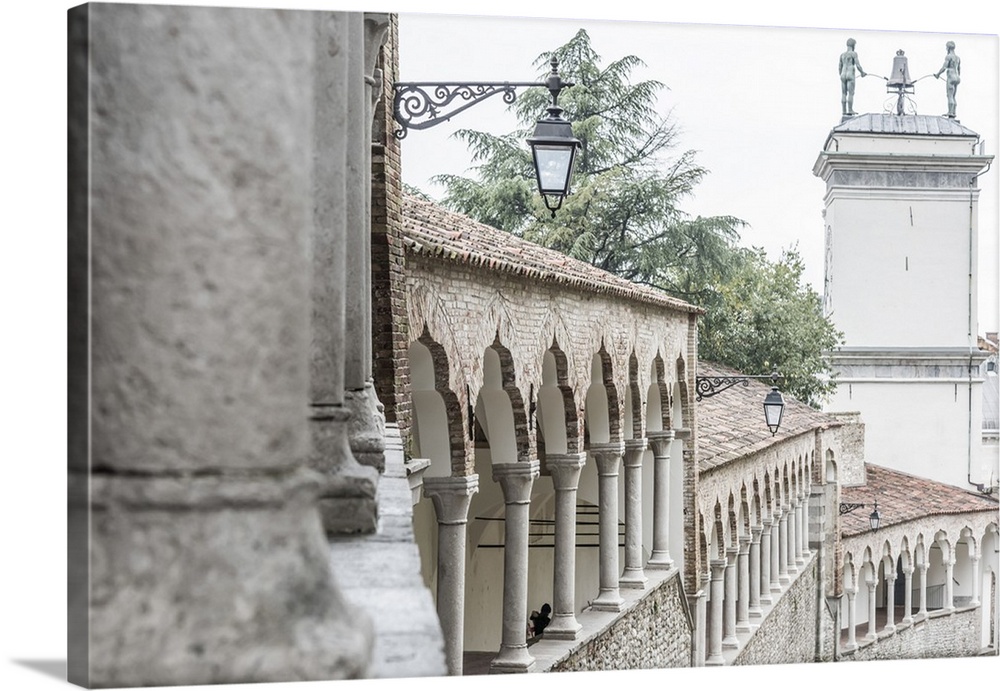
xmin=490 ymin=647 xmax=536 ymax=674
xmin=544 ymin=616 xmax=582 ymax=640
xmin=345 ymin=382 xmax=386 ymax=472
xmin=82 ymin=469 xmax=373 ymax=687
xmin=591 ymin=591 xmax=625 ymax=612
xmin=647 ymin=552 xmax=674 ymax=570
xmin=620 ymin=568 xmax=648 ymax=589
xmin=309 ymin=405 xmax=378 ymax=534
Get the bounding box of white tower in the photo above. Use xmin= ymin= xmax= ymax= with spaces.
xmin=813 ymin=113 xmax=994 ymax=490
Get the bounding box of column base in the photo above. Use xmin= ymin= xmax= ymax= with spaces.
xmin=705 ymin=656 xmax=725 ymax=666
xmin=779 ymin=573 xmax=790 ymax=584
xmin=722 ymin=636 xmax=739 ymax=649
xmin=646 ymin=552 xmax=674 ymax=570
xmin=760 ymin=594 xmax=773 ymax=605
xmin=619 ymin=568 xmax=648 ymax=589
xmin=901 ymin=616 xmax=914 ymax=625
xmin=882 ymin=624 xmax=896 ymax=635
xmin=865 ymin=632 xmax=878 ymax=642
xmin=591 ymin=590 xmax=625 ymax=612
xmin=770 ymin=582 xmax=782 ymax=594
xmin=736 ymin=622 xmax=751 ymax=633
xmin=309 ymin=405 xmax=379 ymax=535
xmin=544 ymin=615 xmax=581 ymax=640
xmin=344 ymin=383 xmax=386 ymax=472
xmin=490 ymin=646 xmax=535 ymax=674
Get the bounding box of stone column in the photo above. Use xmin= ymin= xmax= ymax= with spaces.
xmin=786 ymin=502 xmax=798 ymax=575
xmin=749 ymin=526 xmax=763 ymax=619
xmin=424 ymin=474 xmax=479 ymax=676
xmin=591 ymin=442 xmax=625 ymax=611
xmin=901 ymin=566 xmax=914 ymax=625
xmin=309 ymin=10 xmax=378 ymax=535
xmin=883 ymin=571 xmax=896 ymax=634
xmin=970 ymin=555 xmax=981 ymax=607
xmin=490 ymin=461 xmax=539 ymax=674
xmin=646 ymin=431 xmax=675 ymax=569
xmin=723 ymin=548 xmax=739 ymax=648
xmin=844 ymin=587 xmax=858 ymax=650
xmin=778 ymin=508 xmax=790 ymax=584
xmin=918 ymin=562 xmax=929 ymax=617
xmin=760 ymin=518 xmax=775 ymax=604
xmin=795 ymin=497 xmax=807 ymax=565
xmin=620 ymin=439 xmax=648 ymax=589
xmin=545 ymin=453 xmax=587 ymax=640
xmin=71 ymin=6 xmax=374 ymax=686
xmin=799 ymin=491 xmax=810 ymax=557
xmin=342 ymin=13 xmax=389 ymax=472
xmin=691 ymin=587 xmax=707 ymax=667
xmin=865 ymin=577 xmax=878 ymax=641
xmin=945 ymin=557 xmax=956 ymax=612
xmin=737 ymin=535 xmax=751 ymax=632
xmin=706 ymin=559 xmax=727 ymax=665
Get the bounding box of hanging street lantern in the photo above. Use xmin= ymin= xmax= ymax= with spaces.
xmin=392 ymin=57 xmax=578 ymax=216
xmin=869 ymin=500 xmax=882 ymax=532
xmin=527 ymin=59 xmax=581 ymax=216
xmin=762 ymin=385 xmax=786 ymax=436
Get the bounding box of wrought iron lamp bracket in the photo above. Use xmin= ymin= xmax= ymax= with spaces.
xmin=839 ymin=502 xmax=865 ymax=516
xmin=695 ymin=370 xmax=783 ymax=402
xmin=392 ymin=57 xmax=573 ymax=140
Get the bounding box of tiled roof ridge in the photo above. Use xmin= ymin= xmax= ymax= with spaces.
xmin=401 ymin=194 xmax=703 ymax=314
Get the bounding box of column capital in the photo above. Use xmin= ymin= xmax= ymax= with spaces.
xmin=492 ymin=461 xmax=540 ymax=505
xmin=738 ymin=534 xmax=751 ymax=552
xmin=590 ymin=442 xmax=624 ymax=476
xmin=751 ymin=525 xmax=763 ymax=540
xmin=623 ymin=438 xmax=647 ymax=467
xmin=424 ymin=474 xmax=480 ymax=525
xmin=919 ymin=561 xmax=930 ymax=572
xmin=902 ymin=566 xmax=914 ymax=577
xmin=710 ymin=558 xmax=728 ymax=575
xmin=762 ymin=517 xmax=774 ymax=528
xmin=545 ymin=453 xmax=586 ymax=491
xmin=646 ymin=429 xmax=676 ymax=455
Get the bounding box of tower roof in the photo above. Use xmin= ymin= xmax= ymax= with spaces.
xmin=833 ymin=113 xmax=979 ymax=138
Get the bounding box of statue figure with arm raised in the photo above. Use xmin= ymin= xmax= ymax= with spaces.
xmin=935 ymin=41 xmax=961 ymax=118
xmin=839 ymin=38 xmax=866 ymax=117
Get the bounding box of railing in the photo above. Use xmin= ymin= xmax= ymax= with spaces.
xmin=914 ymin=583 xmax=946 ymax=610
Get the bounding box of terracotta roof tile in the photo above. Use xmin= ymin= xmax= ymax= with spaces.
xmin=840 ymin=464 xmax=998 ymax=537
xmin=696 ymin=361 xmax=840 ymax=472
xmin=401 ymin=195 xmax=702 ymax=314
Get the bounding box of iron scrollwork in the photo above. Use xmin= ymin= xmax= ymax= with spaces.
xmin=393 ymin=81 xmax=539 ymax=140
xmin=695 ymin=370 xmax=783 ymax=402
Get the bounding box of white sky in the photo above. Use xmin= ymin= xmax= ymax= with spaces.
xmin=1 ymin=3 xmax=998 ymax=691
xmin=396 ymin=9 xmax=999 ymax=333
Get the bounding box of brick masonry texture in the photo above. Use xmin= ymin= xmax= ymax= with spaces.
xmin=734 ymin=556 xmax=820 ymax=666
xmin=549 ymin=572 xmax=693 ymax=671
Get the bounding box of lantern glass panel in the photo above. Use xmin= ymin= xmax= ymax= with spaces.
xmin=532 ymin=144 xmax=574 ymax=194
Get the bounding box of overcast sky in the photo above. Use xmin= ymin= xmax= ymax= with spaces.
xmin=1 ymin=3 xmax=997 ymax=691
xmin=396 ymin=10 xmax=999 ymax=333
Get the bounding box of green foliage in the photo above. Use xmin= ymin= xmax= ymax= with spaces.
xmin=697 ymin=247 xmax=842 ymax=407
xmin=434 ymin=28 xmax=842 ymax=407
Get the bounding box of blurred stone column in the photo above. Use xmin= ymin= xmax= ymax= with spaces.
xmin=490 ymin=461 xmax=539 ymax=674
xmin=844 ymin=586 xmax=858 ymax=650
xmin=620 ymin=439 xmax=648 ymax=588
xmin=778 ymin=508 xmax=790 ymax=583
xmin=723 ymin=548 xmax=738 ymax=648
xmin=749 ymin=525 xmax=762 ymax=619
xmin=311 ymin=11 xmax=378 ymax=534
xmin=945 ymin=557 xmax=956 ymax=612
xmin=646 ymin=431 xmax=675 ymax=569
xmin=343 ymin=13 xmax=390 ymax=472
xmin=69 ymin=5 xmax=371 ymax=686
xmin=706 ymin=559 xmax=726 ymax=665
xmin=737 ymin=535 xmax=751 ymax=632
xmin=901 ymin=566 xmax=915 ymax=624
xmin=970 ymin=554 xmax=981 ymax=607
xmin=760 ymin=518 xmax=774 ymax=604
xmin=545 ymin=453 xmax=587 ymax=640
xmin=591 ymin=442 xmax=626 ymax=611
xmin=883 ymin=570 xmax=897 ymax=634
xmin=918 ymin=562 xmax=929 ymax=617
xmin=865 ymin=576 xmax=878 ymax=640
xmin=424 ymin=474 xmax=479 ymax=676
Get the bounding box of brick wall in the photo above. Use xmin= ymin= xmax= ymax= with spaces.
xmin=371 ymin=15 xmax=411 ymax=443
xmin=549 ymin=572 xmax=693 ymax=671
